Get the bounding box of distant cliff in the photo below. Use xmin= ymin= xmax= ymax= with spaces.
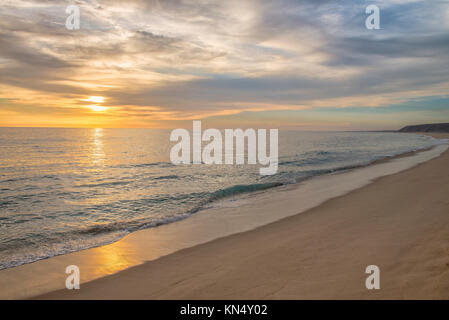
xmin=399 ymin=123 xmax=449 ymax=133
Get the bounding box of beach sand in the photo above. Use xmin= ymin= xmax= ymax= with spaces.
xmin=34 ymin=133 xmax=449 ymax=299
xmin=37 ymin=134 xmax=449 ymax=299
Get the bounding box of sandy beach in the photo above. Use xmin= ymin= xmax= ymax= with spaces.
xmin=32 ymin=133 xmax=449 ymax=300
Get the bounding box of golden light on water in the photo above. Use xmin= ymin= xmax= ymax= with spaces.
xmin=91 ymin=128 xmax=105 ymax=165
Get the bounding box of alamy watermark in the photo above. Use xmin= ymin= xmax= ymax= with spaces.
xmin=365 ymin=5 xmax=380 ymax=30
xmin=64 ymin=4 xmax=380 ymax=31
xmin=170 ymin=121 xmax=278 ymax=175
xmin=65 ymin=5 xmax=80 ymax=30
xmin=65 ymin=265 xmax=80 ymax=290
xmin=365 ymin=265 xmax=380 ymax=290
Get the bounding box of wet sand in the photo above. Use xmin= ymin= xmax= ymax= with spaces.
xmin=35 ymin=134 xmax=449 ymax=299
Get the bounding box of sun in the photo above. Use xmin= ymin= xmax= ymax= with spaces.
xmin=83 ymin=96 xmax=108 ymax=112
xmin=86 ymin=96 xmax=105 ymax=103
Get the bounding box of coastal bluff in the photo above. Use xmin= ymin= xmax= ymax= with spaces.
xmin=399 ymin=123 xmax=449 ymax=133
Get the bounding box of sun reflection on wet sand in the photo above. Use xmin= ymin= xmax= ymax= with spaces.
xmin=91 ymin=242 xmax=137 ymax=276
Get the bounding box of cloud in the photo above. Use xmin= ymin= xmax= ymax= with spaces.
xmin=0 ymin=0 xmax=448 ymax=128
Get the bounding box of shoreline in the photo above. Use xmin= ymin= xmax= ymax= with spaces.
xmin=37 ymin=134 xmax=449 ymax=299
xmin=0 ymin=133 xmax=441 ymax=272
xmin=36 ymin=133 xmax=449 ymax=299
xmin=36 ymin=134 xmax=449 ymax=299
xmin=1 ymin=134 xmax=439 ymax=273
xmin=0 ymin=133 xmax=447 ymax=299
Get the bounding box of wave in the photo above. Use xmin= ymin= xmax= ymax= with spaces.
xmin=132 ymin=161 xmax=175 ymax=168
xmin=0 ymin=182 xmax=285 ymax=270
xmin=153 ymin=175 xmax=180 ymax=180
xmin=209 ymin=182 xmax=284 ymax=200
xmin=75 ymin=180 xmax=131 ymax=188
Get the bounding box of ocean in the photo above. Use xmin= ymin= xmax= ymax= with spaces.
xmin=0 ymin=128 xmax=445 ymax=269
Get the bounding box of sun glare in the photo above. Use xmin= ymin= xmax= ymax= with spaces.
xmin=87 ymin=96 xmax=105 ymax=103
xmin=83 ymin=96 xmax=108 ymax=112
xmin=88 ymin=105 xmax=109 ymax=112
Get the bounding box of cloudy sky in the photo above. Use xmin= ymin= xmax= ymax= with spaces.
xmin=1 ymin=0 xmax=449 ymax=129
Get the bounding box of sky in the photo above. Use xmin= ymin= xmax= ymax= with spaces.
xmin=0 ymin=0 xmax=449 ymax=130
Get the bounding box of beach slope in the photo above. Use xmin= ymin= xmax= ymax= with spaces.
xmin=37 ymin=134 xmax=449 ymax=300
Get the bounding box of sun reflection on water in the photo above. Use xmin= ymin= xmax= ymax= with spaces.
xmin=91 ymin=128 xmax=105 ymax=165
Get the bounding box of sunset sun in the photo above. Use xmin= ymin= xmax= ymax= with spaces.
xmin=84 ymin=96 xmax=108 ymax=112
xmin=86 ymin=96 xmax=105 ymax=103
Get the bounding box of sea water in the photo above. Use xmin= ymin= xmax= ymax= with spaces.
xmin=0 ymin=128 xmax=445 ymax=269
